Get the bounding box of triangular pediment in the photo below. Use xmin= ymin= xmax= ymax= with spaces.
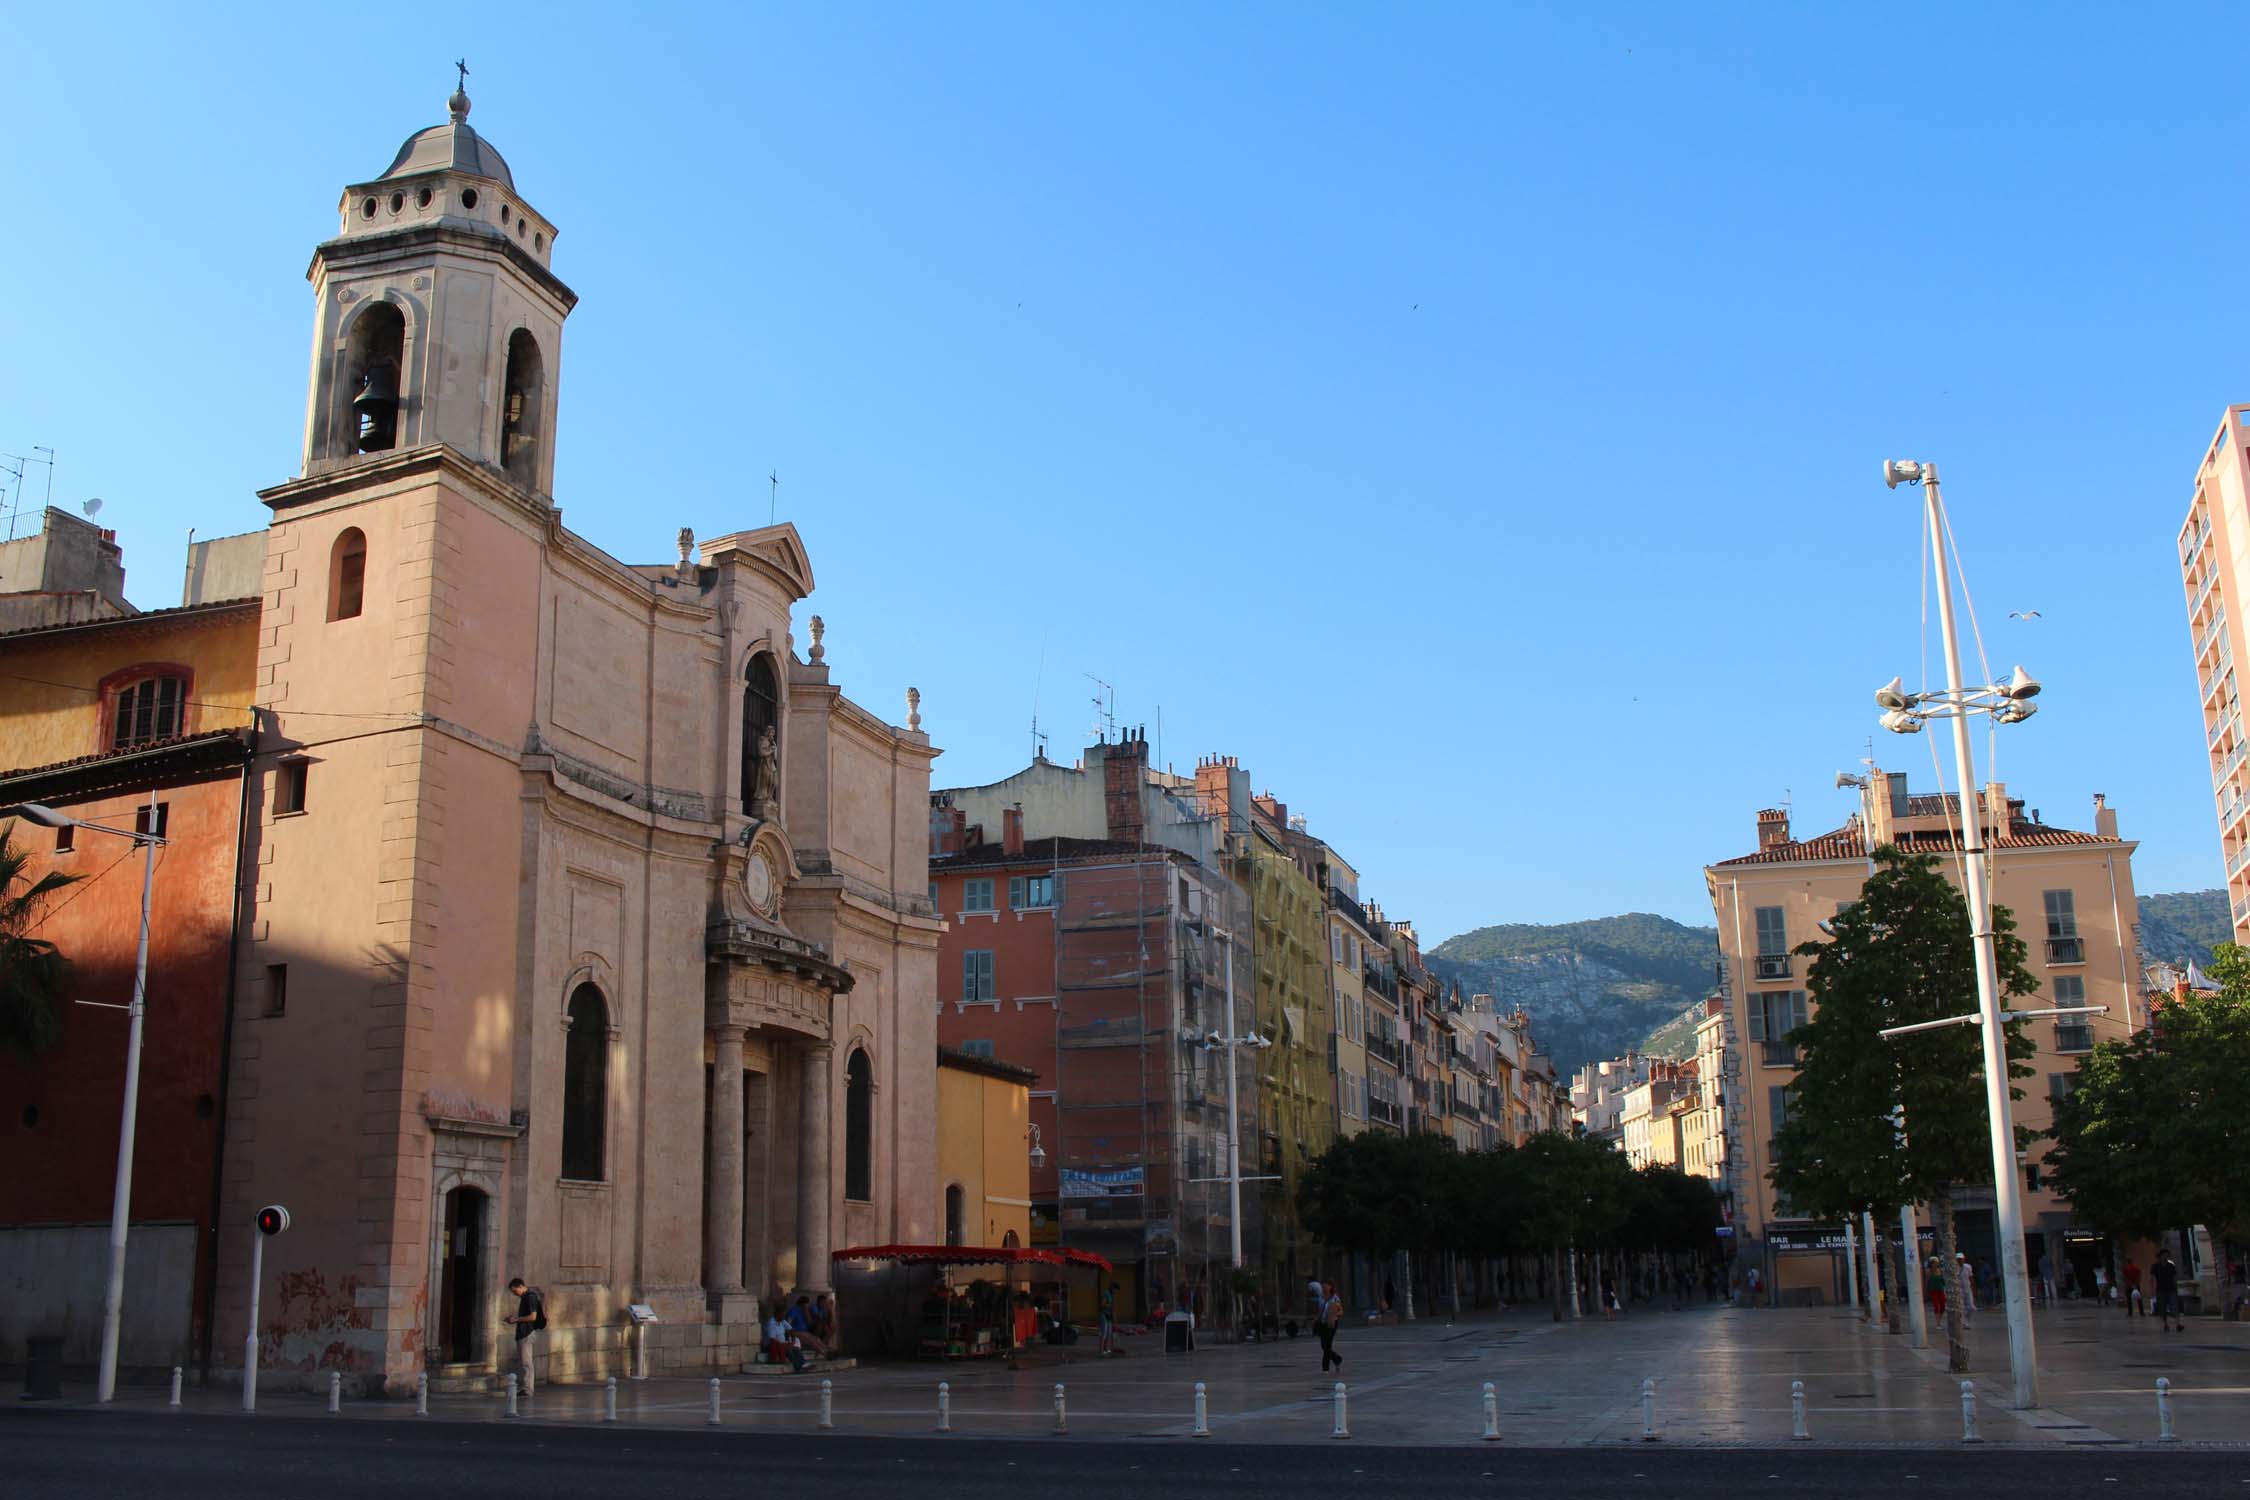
xmin=701 ymin=524 xmax=815 ymax=601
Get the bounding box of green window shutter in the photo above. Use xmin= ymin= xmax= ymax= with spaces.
xmin=1746 ymin=995 xmax=1765 ymax=1041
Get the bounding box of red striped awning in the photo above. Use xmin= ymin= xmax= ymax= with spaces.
xmin=830 ymin=1243 xmax=1114 ymax=1273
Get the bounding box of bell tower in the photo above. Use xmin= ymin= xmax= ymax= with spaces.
xmin=299 ymin=73 xmax=576 ymax=497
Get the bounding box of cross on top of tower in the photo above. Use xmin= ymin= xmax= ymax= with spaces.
xmin=449 ymin=59 xmax=472 ymax=124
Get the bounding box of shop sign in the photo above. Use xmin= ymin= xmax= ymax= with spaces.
xmin=1060 ymin=1166 xmax=1145 ymax=1198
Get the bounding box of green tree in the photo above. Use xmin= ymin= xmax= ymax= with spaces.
xmin=2048 ymin=943 xmax=2250 ymax=1244
xmin=1767 ymin=847 xmax=2036 ymax=1369
xmin=0 ymin=826 xmax=82 ymax=1061
xmin=1298 ymin=1129 xmax=1460 ymax=1306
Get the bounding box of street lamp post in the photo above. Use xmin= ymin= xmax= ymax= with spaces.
xmin=1198 ymin=928 xmax=1271 ymax=1269
xmin=1871 ymin=459 xmax=2045 ymax=1408
xmin=4 ymin=796 xmax=165 ymax=1403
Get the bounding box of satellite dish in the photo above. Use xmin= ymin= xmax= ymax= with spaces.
xmin=80 ymin=498 xmax=102 ymax=518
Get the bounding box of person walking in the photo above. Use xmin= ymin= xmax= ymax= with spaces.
xmin=1925 ymin=1257 xmax=1947 ymax=1321
xmin=1306 ymin=1272 xmax=1325 ymax=1325
xmin=2121 ymin=1257 xmax=2143 ymax=1316
xmin=2036 ymin=1250 xmax=2056 ymax=1307
xmin=501 ymin=1276 xmax=546 ymax=1395
xmin=1599 ymin=1269 xmax=1618 ymax=1319
xmin=2153 ymin=1249 xmax=2185 ymax=1332
xmin=1098 ymin=1280 xmax=1118 ymax=1355
xmin=1316 ymin=1282 xmax=1344 ymax=1373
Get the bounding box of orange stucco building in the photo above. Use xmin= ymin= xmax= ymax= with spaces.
xmin=0 ymin=592 xmax=259 ymax=1373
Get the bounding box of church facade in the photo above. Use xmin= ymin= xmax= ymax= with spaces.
xmin=219 ymin=84 xmax=940 ymax=1391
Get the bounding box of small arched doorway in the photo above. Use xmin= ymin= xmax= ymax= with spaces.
xmin=438 ymin=1185 xmax=488 ymax=1363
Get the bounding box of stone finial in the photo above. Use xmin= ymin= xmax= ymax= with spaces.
xmin=906 ymin=686 xmax=922 ymax=732
xmin=675 ymin=526 xmax=696 ymax=581
xmin=808 ymin=614 xmax=825 ymax=665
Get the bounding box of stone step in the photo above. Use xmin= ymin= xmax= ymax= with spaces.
xmin=739 ymin=1355 xmax=857 ymax=1376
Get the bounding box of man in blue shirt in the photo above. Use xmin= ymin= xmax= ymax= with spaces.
xmin=786 ymin=1295 xmax=830 ymax=1357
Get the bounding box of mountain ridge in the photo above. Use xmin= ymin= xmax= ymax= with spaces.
xmin=1427 ymin=890 xmax=2234 ymax=1078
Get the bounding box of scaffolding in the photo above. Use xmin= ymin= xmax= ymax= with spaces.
xmin=1048 ymin=842 xmax=1256 ymax=1327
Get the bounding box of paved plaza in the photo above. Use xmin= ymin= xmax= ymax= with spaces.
xmin=39 ymin=1296 xmax=2250 ymax=1449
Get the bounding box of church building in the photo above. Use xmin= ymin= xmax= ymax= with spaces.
xmin=215 ymin=81 xmax=941 ymax=1391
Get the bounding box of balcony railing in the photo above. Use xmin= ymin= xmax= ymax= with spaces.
xmin=1753 ymin=954 xmax=1793 ymax=980
xmin=2198 ymin=607 xmax=2229 ymax=661
xmin=2232 ymin=843 xmax=2250 ymax=879
xmin=1369 ymin=1098 xmax=1403 ymax=1127
xmin=2045 ymin=936 xmax=2086 ymax=966
xmin=1366 ymin=1035 xmax=1404 ymax=1069
xmin=2205 ymin=661 xmax=2235 ymax=705
xmin=2053 ymin=1024 xmax=2095 ymax=1054
xmin=1760 ymin=1040 xmax=1799 ymax=1068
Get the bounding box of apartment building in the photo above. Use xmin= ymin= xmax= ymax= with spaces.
xmin=1706 ymin=769 xmax=2140 ymax=1303
xmin=2179 ymin=410 xmax=2250 ymax=941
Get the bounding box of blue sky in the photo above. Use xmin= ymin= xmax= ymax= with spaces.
xmin=2 ymin=3 xmax=2235 ymax=941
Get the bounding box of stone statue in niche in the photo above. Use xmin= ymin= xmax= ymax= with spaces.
xmin=751 ymin=725 xmax=781 ymax=820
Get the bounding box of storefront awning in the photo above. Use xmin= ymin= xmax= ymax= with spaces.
xmin=832 ymin=1243 xmax=1114 ymax=1273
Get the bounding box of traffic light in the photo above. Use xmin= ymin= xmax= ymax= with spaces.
xmin=255 ymin=1204 xmax=291 ymax=1236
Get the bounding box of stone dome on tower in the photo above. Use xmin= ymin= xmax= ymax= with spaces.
xmin=378 ymin=83 xmax=515 ymax=189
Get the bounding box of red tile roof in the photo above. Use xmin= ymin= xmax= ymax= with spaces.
xmin=1712 ymin=818 xmax=2112 ymax=867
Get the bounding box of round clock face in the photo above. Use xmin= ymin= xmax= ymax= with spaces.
xmin=745 ymin=849 xmax=776 ymax=914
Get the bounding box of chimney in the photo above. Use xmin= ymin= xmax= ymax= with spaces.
xmin=1103 ymin=728 xmax=1148 ymax=843
xmin=1756 ymin=808 xmax=1791 ymax=849
xmin=928 ymin=796 xmax=969 ymax=856
xmin=1002 ymin=804 xmax=1024 ymax=856
xmin=2093 ymin=792 xmax=2119 ymax=840
xmin=1982 ymin=781 xmax=2010 ymax=832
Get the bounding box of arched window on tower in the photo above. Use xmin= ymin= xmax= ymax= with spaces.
xmin=741 ymin=653 xmax=779 ymax=816
xmin=501 ymin=329 xmax=544 ymax=485
xmin=844 ymin=1049 xmax=872 ymax=1203
xmin=562 ymin=984 xmax=609 ymax=1181
xmin=343 ymin=303 xmax=404 ymax=455
xmin=328 ymin=528 xmax=367 ymax=621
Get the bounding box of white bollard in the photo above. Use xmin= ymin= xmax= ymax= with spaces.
xmin=2156 ymin=1377 xmax=2176 ymax=1442
xmin=708 ymin=1377 xmax=722 ymax=1427
xmin=819 ymin=1378 xmax=834 ymax=1431
xmin=1959 ymin=1381 xmax=1980 ymax=1444
xmin=1193 ymin=1381 xmax=1210 ymax=1437
xmin=1053 ymin=1382 xmax=1068 ymax=1435
xmin=1641 ymin=1378 xmax=1657 ymax=1441
xmin=328 ymin=1370 xmax=341 ymax=1413
xmin=1331 ymin=1381 xmax=1351 ymax=1439
xmin=415 ymin=1372 xmax=428 ymax=1417
xmin=604 ymin=1376 xmax=618 ymax=1423
xmin=169 ymin=1367 xmax=182 ymax=1407
xmin=1481 ymin=1381 xmax=1500 ymax=1441
xmin=936 ymin=1380 xmax=952 ymax=1433
xmin=506 ymin=1372 xmax=520 ymax=1419
xmin=1790 ymin=1379 xmax=1807 ymax=1440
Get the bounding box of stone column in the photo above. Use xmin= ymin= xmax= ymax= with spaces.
xmin=706 ymin=1025 xmax=747 ymax=1302
xmin=797 ymin=1041 xmax=834 ymax=1294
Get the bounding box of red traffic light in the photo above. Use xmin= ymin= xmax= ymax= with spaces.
xmin=255 ymin=1204 xmax=291 ymax=1236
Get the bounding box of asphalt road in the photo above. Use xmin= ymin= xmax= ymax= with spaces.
xmin=4 ymin=1409 xmax=2244 ymax=1499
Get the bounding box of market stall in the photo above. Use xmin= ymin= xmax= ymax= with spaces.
xmin=831 ymin=1244 xmax=1115 ymax=1359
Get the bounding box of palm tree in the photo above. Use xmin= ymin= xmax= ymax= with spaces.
xmin=0 ymin=825 xmax=82 ymax=1060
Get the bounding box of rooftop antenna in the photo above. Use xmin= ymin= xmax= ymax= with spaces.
xmin=768 ymin=470 xmax=778 ymax=526
xmin=0 ymin=454 xmax=24 ymax=540
xmin=1030 ymin=626 xmax=1050 ymax=762
xmin=1084 ymin=672 xmax=1115 ymax=743
xmin=32 ymin=446 xmax=53 ymax=509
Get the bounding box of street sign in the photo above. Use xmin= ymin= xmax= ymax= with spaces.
xmin=256 ymin=1205 xmax=291 ymax=1236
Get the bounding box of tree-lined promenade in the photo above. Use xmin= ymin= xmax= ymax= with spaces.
xmin=1297 ymin=1127 xmax=1722 ymax=1318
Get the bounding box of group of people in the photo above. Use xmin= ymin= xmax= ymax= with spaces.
xmin=1930 ymin=1247 xmax=2188 ymax=1331
xmin=761 ymin=1291 xmax=837 ymax=1372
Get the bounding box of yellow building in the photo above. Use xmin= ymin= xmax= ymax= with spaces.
xmin=936 ymin=1048 xmax=1035 ymax=1249
xmin=1244 ymin=806 xmax=1333 ymax=1299
xmin=1706 ymin=769 xmax=2139 ymax=1304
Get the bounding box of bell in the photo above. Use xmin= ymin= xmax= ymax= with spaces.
xmin=352 ymin=360 xmax=399 ymax=453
